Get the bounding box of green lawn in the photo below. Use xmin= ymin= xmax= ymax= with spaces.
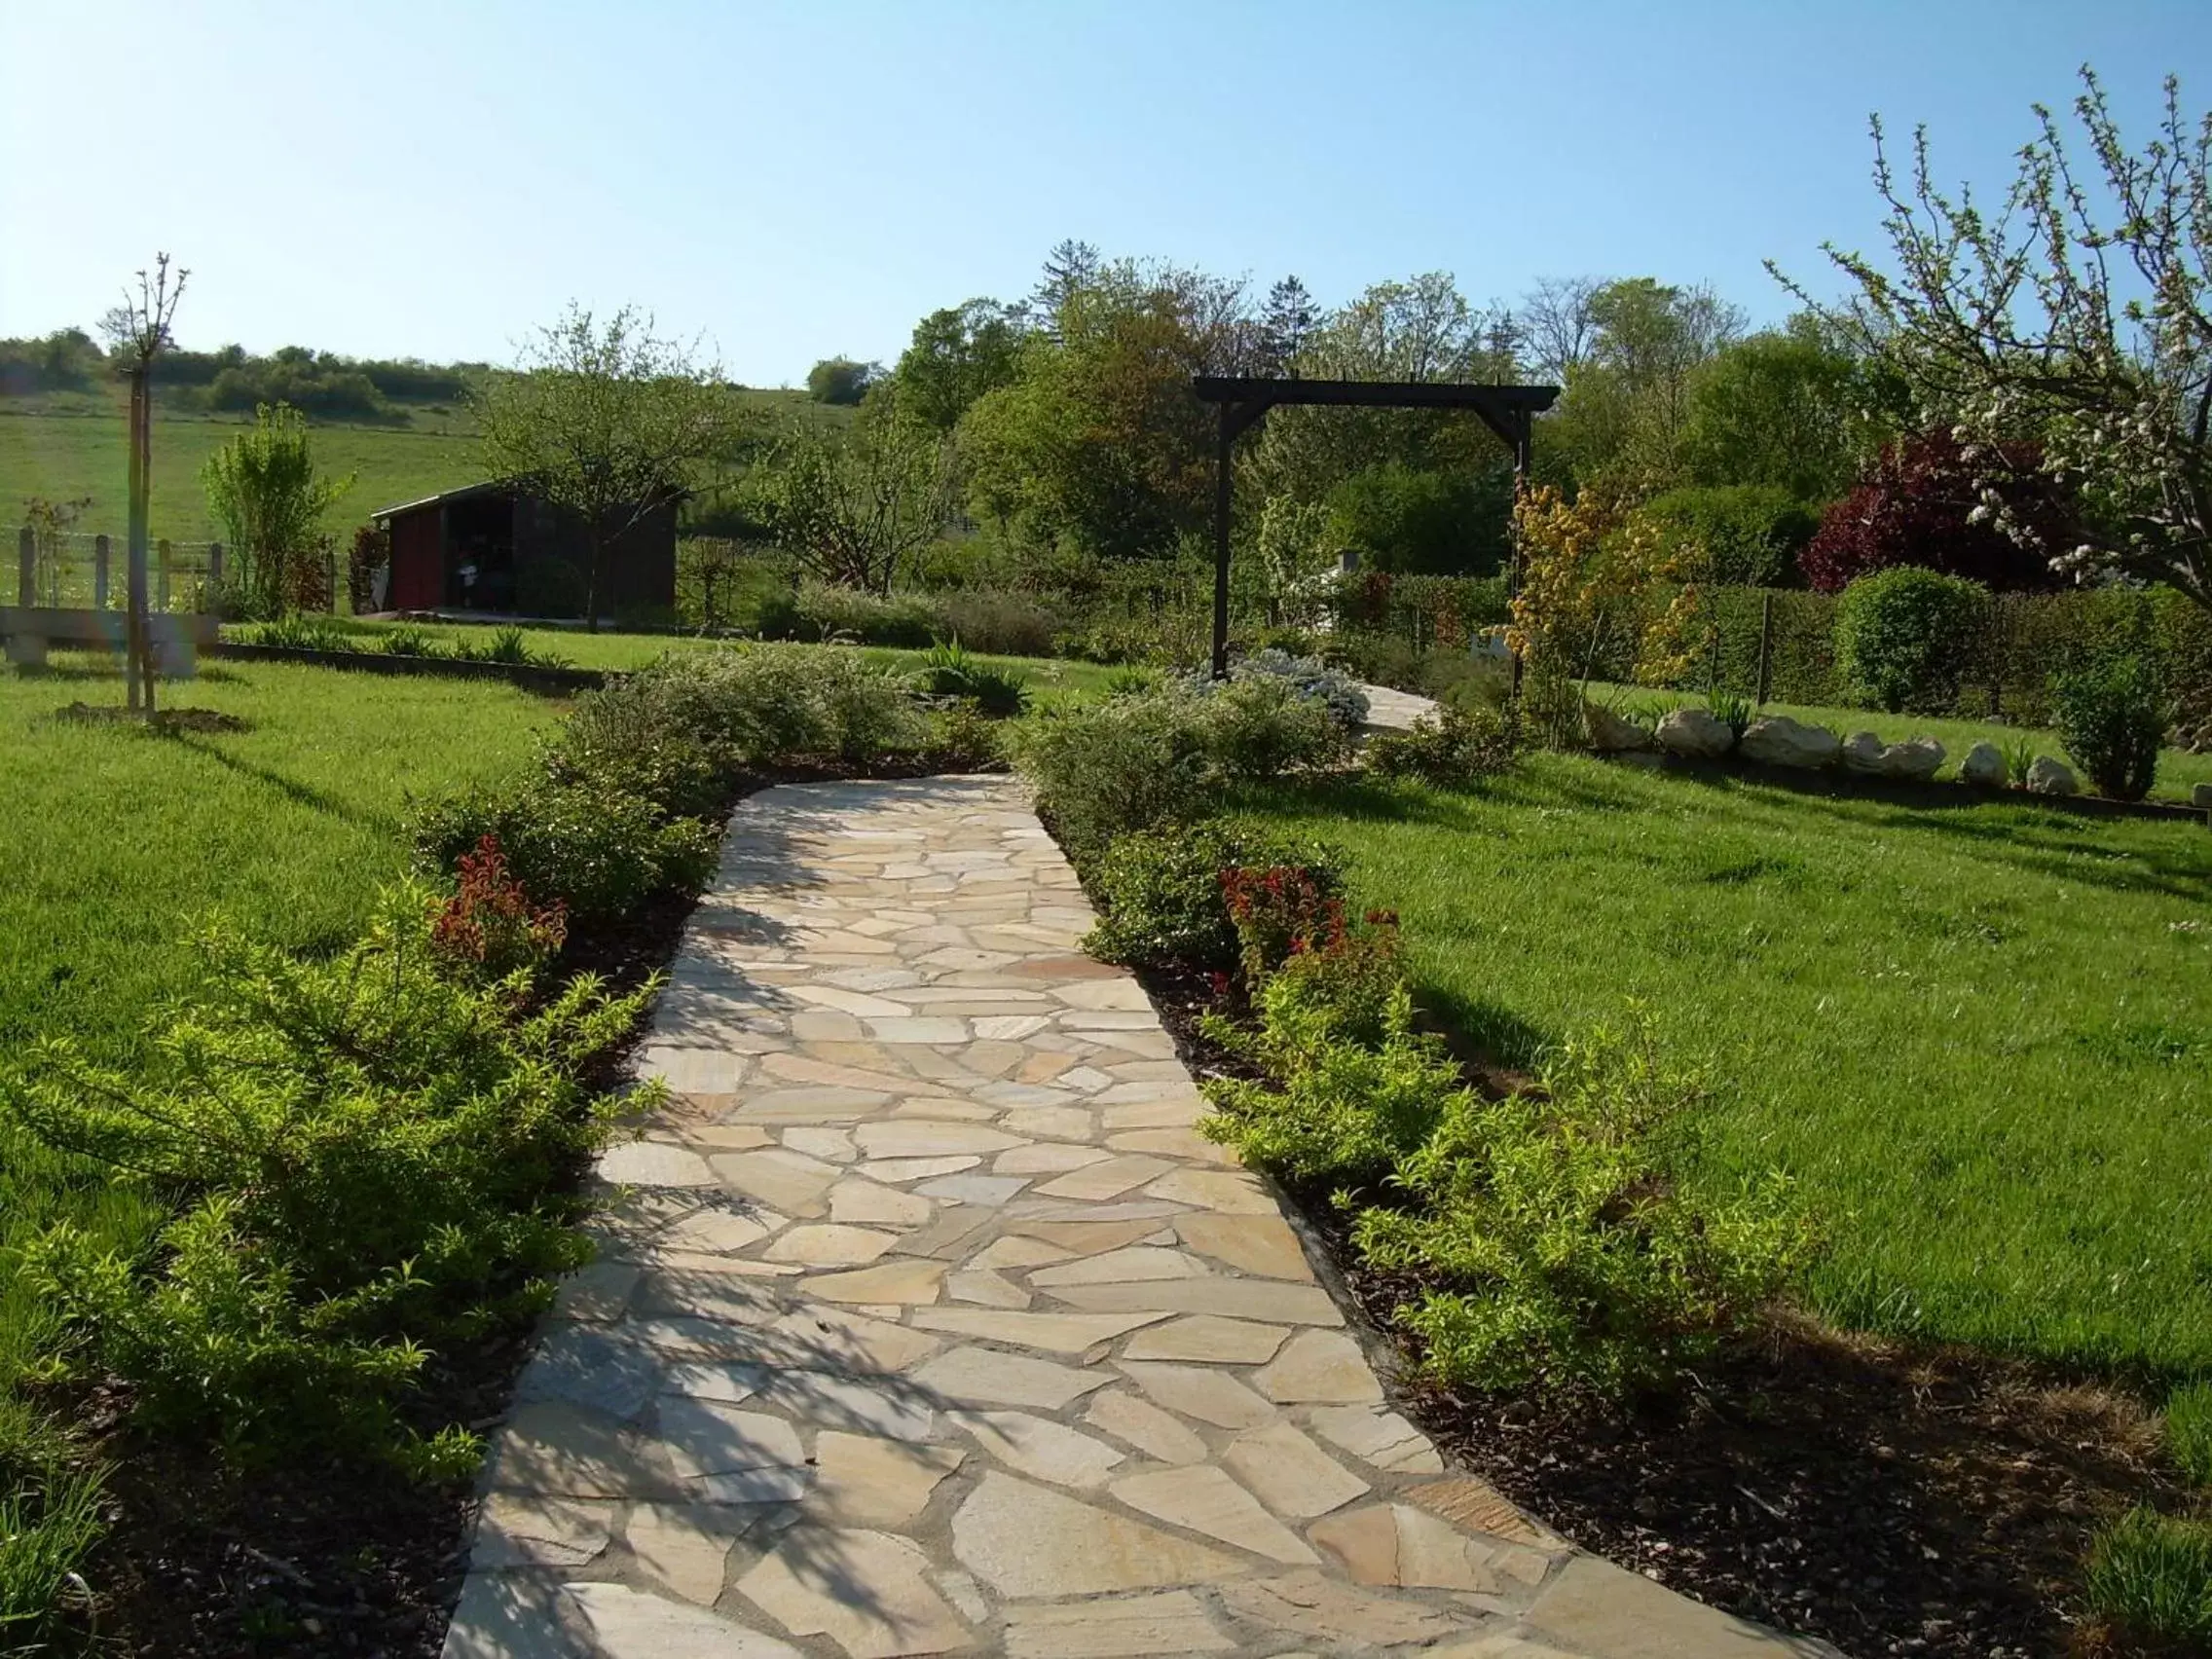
xmin=1604 ymin=683 xmax=2212 ymax=806
xmin=0 ymin=653 xmax=557 ymax=1623
xmin=1237 ymin=754 xmax=2212 ymax=1382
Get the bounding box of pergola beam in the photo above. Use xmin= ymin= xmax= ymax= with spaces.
xmin=1191 ymin=377 xmax=1560 ymax=678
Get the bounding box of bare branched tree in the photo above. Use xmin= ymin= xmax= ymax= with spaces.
xmin=1518 ymin=276 xmax=1605 ymax=384
xmin=98 ymin=253 xmax=188 ymax=713
xmin=476 ymin=304 xmax=753 ymax=631
xmin=1777 ymin=67 xmax=2212 ymax=606
xmin=751 ymin=405 xmax=958 ymax=595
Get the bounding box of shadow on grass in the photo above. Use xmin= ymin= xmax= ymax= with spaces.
xmin=170 ymin=733 xmax=390 ymax=836
xmin=1415 ymin=980 xmax=1552 ymax=1074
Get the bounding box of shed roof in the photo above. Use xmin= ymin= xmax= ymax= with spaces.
xmin=369 ymin=481 xmax=512 ymax=520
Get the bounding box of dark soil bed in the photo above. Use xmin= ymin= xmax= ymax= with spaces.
xmin=1135 ymin=959 xmax=2184 ymax=1659
xmin=54 ymin=753 xmax=1007 ymax=1658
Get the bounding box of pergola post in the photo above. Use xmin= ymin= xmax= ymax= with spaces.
xmin=1212 ymin=405 xmax=1233 ymax=681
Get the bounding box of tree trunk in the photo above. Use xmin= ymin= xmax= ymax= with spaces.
xmin=126 ymin=365 xmax=153 ymax=714
xmin=585 ymin=521 xmax=603 ymax=634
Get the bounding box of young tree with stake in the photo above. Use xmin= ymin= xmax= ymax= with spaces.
xmin=99 ymin=254 xmax=187 ymax=713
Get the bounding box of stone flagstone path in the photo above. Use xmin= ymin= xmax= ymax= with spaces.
xmin=443 ymin=775 xmax=1839 ymax=1659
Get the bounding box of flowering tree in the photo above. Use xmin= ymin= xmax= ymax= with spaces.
xmin=1509 ymin=484 xmax=1701 ymax=687
xmin=1779 ymin=69 xmax=2212 ymax=607
xmin=1800 ymin=429 xmax=2075 ymax=592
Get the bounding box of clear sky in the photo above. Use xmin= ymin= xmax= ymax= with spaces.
xmin=3 ymin=1 xmax=2204 ymax=386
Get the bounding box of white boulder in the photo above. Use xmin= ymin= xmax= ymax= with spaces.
xmin=2025 ymin=756 xmax=2080 ymax=796
xmin=1842 ymin=731 xmax=1945 ymax=780
xmin=1737 ymin=716 xmax=1841 ymax=769
xmin=1841 ymin=731 xmax=1888 ymax=774
xmin=1959 ymin=741 xmax=2009 ymax=788
xmin=1654 ymin=707 xmax=1735 ymax=758
xmin=1883 ymin=737 xmax=1946 ymax=782
xmin=1584 ymin=702 xmax=1655 ymax=753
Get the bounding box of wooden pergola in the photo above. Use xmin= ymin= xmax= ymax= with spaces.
xmin=1192 ymin=375 xmax=1561 ymax=677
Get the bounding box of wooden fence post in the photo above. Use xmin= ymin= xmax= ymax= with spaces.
xmin=1755 ymin=591 xmax=1775 ymax=708
xmin=94 ymin=535 xmax=110 ymax=609
xmin=327 ymin=548 xmax=339 ymax=613
xmin=17 ymin=525 xmax=32 ymax=608
xmin=158 ymin=538 xmax=172 ymax=610
xmin=208 ymin=541 xmax=224 ymax=604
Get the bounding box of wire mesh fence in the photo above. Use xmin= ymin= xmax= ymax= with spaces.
xmin=13 ymin=528 xmax=227 ymax=613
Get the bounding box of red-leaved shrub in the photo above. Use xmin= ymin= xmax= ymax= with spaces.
xmin=1801 ymin=430 xmax=2076 ymax=594
xmin=429 ymin=833 xmax=568 ymax=981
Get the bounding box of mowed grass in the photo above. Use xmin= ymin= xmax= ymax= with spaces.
xmin=1237 ymin=754 xmax=2212 ymax=1381
xmin=1608 ymin=683 xmax=2212 ymax=805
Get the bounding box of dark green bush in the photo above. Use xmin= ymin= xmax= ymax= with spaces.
xmin=606 ymin=644 xmax=924 ymax=769
xmin=412 ymin=775 xmax=718 ymax=925
xmin=1833 ymin=566 xmax=1988 ymax=714
xmin=1012 ymin=691 xmax=1218 ymax=859
xmin=1200 ymin=675 xmax=1354 ymax=779
xmin=1642 ymin=485 xmax=1819 ymax=587
xmin=2 ymin=889 xmax=649 ymax=1469
xmin=1084 ymin=823 xmax=1344 ymax=972
xmin=2051 ymin=651 xmax=2168 ymax=801
xmin=1366 ymin=703 xmax=1520 ymax=788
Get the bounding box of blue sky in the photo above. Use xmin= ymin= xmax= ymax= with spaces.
xmin=2 ymin=1 xmax=2203 ymax=386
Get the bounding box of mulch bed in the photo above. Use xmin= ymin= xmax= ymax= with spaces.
xmin=48 ymin=753 xmax=1007 ymax=1657
xmin=54 ymin=701 xmax=249 ymax=734
xmin=1135 ymin=960 xmax=2184 ymax=1659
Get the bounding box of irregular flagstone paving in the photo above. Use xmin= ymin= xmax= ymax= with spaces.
xmin=443 ymin=775 xmax=1841 ymax=1659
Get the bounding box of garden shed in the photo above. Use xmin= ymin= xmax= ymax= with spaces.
xmin=372 ymin=483 xmax=677 ymax=618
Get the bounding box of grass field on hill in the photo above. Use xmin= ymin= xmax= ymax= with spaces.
xmin=0 ymin=384 xmax=821 ymax=546
xmin=1237 ymin=755 xmax=2212 ymax=1382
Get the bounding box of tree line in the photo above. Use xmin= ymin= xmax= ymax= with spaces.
xmin=0 ymin=328 xmax=486 ymax=419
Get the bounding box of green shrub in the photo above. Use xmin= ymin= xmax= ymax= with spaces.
xmin=1352 ymin=1015 xmax=1810 ymax=1397
xmin=412 ymin=774 xmax=718 ymax=925
xmin=1641 ymin=484 xmax=1819 ymax=587
xmin=2 ymin=890 xmax=649 ymax=1468
xmin=1201 ymin=938 xmax=1459 ymax=1189
xmin=1191 ymin=648 xmax=1370 ymax=730
xmin=547 ymin=679 xmax=729 ymax=822
xmin=1012 ymin=690 xmax=1218 ymax=859
xmin=2083 ymin=1508 xmax=2212 ymax=1650
xmin=2051 ymin=651 xmax=2168 ymax=801
xmin=1199 ymin=675 xmax=1353 ymax=779
xmin=1366 ymin=703 xmax=1520 ymax=788
xmin=1833 ymin=567 xmax=1988 ymax=714
xmin=2166 ymin=1382 xmax=2212 ymax=1488
xmin=596 ymin=644 xmax=923 ymax=772
xmin=1084 ymin=823 xmax=1344 ymax=973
